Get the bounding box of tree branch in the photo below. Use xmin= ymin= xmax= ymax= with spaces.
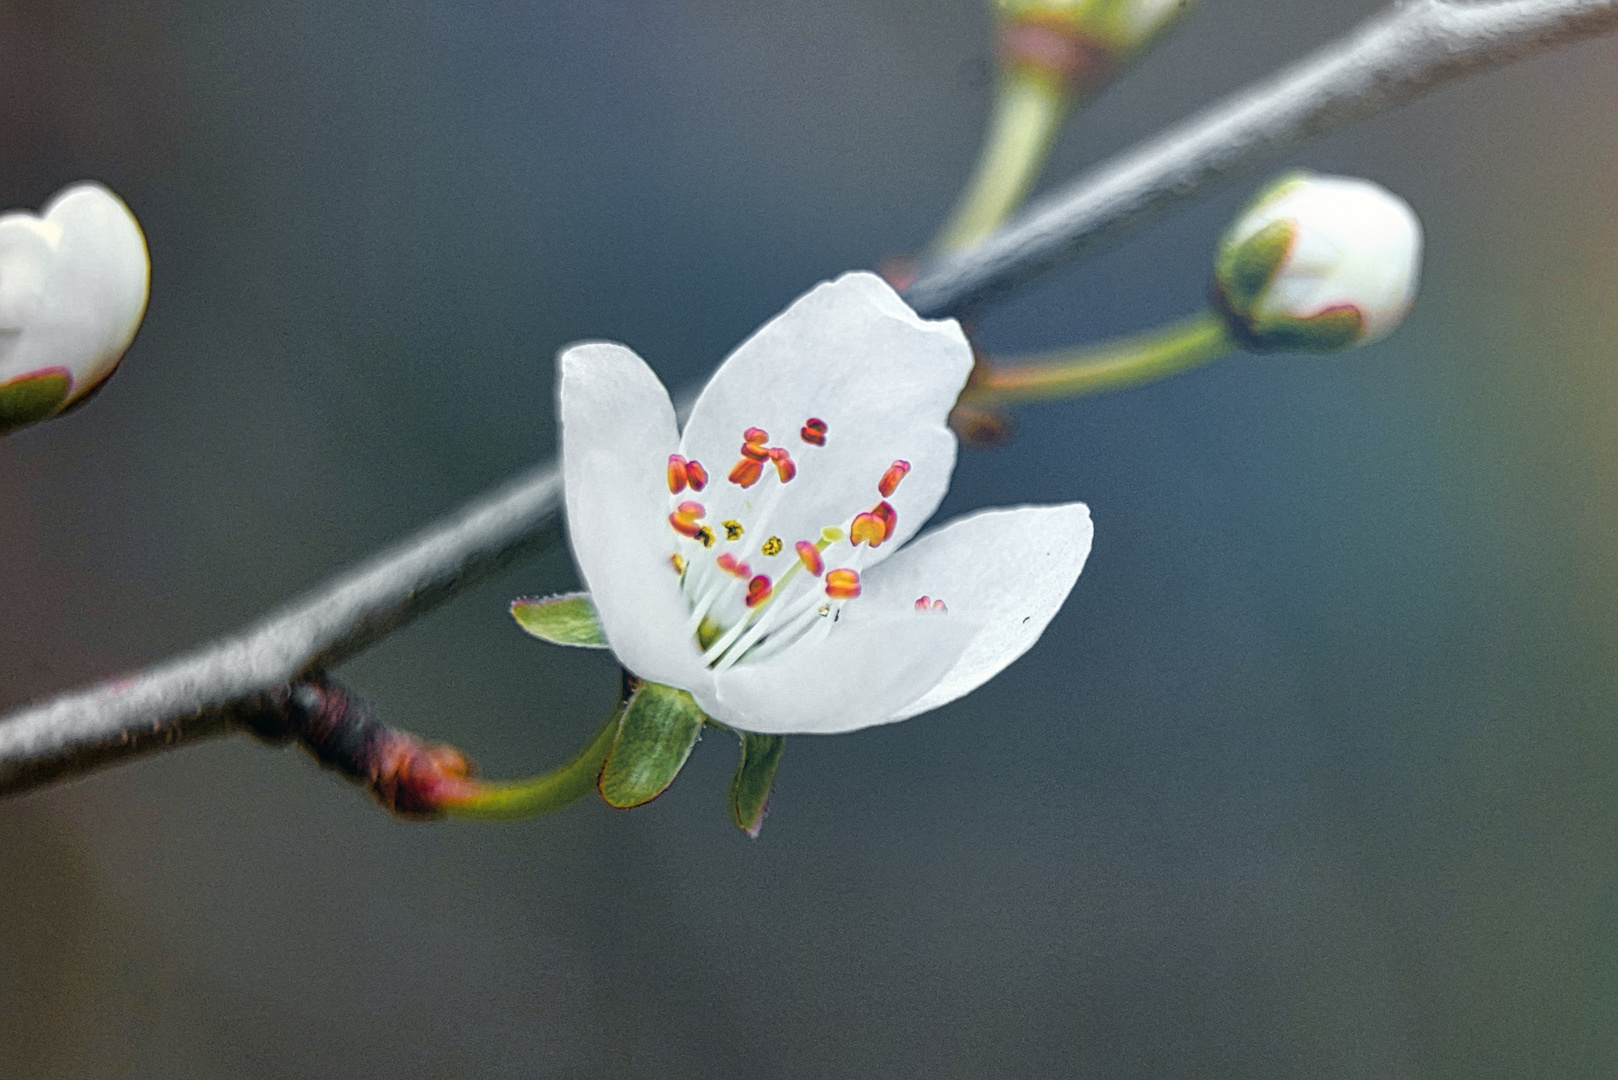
xmin=905 ymin=0 xmax=1618 ymax=316
xmin=3 ymin=0 xmax=1615 ymax=796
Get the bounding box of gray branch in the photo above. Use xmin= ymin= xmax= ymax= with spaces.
xmin=3 ymin=0 xmax=1615 ymax=796
xmin=905 ymin=0 xmax=1618 ymax=316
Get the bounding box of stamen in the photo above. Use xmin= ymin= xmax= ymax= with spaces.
xmin=915 ymin=595 xmax=931 ymax=611
xmin=722 ymin=519 xmax=744 ymax=541
xmin=717 ymin=553 xmax=752 ymax=579
xmin=800 ymin=417 xmax=828 ymax=446
xmin=695 ymin=525 xmax=715 ymax=547
xmin=767 ymin=447 xmax=796 ymax=483
xmin=685 ymin=578 xmax=726 ymax=638
xmin=850 ymin=513 xmax=884 ymax=547
xmin=717 ymin=576 xmax=826 ymax=670
xmin=675 ymin=500 xmax=705 ymax=520
xmin=932 ymin=599 xmax=947 ymax=613
xmin=740 ymin=442 xmax=770 ymax=462
xmin=744 ymin=427 xmax=769 ymax=446
xmin=670 ymin=513 xmax=704 ymax=539
xmin=761 ymin=536 xmax=783 ymax=556
xmin=871 ymin=501 xmax=898 ymax=542
xmin=667 ymin=454 xmax=689 ymax=494
xmin=671 ymin=554 xmax=687 ymax=575
xmin=796 ymin=541 xmax=824 ymax=576
xmin=825 ymin=568 xmax=861 ymax=599
xmin=729 ymin=458 xmax=764 ymax=487
xmin=685 ymin=460 xmax=709 ymax=491
xmin=821 ymin=526 xmax=845 ymax=543
xmin=745 ymin=575 xmax=773 ymax=608
xmin=878 ymin=460 xmax=911 ymax=498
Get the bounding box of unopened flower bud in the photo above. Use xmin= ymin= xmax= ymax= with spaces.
xmin=1211 ymin=171 xmax=1422 ymax=353
xmin=995 ymin=0 xmax=1196 ymax=81
xmin=0 ymin=182 xmax=150 ymax=435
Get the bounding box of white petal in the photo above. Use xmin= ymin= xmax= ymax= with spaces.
xmin=857 ymin=503 xmax=1093 ymax=720
xmin=0 ymin=183 xmax=149 ymax=395
xmin=700 ymin=608 xmax=978 ymax=735
xmin=559 ymin=342 xmax=714 ymax=699
xmin=678 ymin=271 xmax=972 ymax=572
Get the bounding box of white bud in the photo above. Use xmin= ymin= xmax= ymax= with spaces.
xmin=0 ymin=182 xmax=150 ymax=433
xmin=1212 ymin=172 xmax=1422 ymax=353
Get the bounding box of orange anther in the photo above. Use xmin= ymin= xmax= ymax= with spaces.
xmin=685 ymin=459 xmax=709 ymax=491
xmin=717 ymin=552 xmax=752 ymax=579
xmin=667 ymin=454 xmax=689 ymax=494
xmin=669 ymin=513 xmax=703 ymax=539
xmin=745 ymin=575 xmax=773 ymax=608
xmin=850 ymin=513 xmax=885 ymax=547
xmin=740 ymin=441 xmax=769 ymax=461
xmin=768 ymin=447 xmax=796 ymax=482
xmin=743 ymin=427 xmax=769 ymax=445
xmin=914 ymin=595 xmax=931 ymax=611
xmin=729 ymin=458 xmax=764 ymax=487
xmin=824 ymin=568 xmax=861 ymax=600
xmin=932 ymin=599 xmax=947 ymax=613
xmin=800 ymin=417 xmax=828 ymax=446
xmin=674 ymin=500 xmax=705 ymax=521
xmin=871 ymin=501 xmax=897 ymax=541
xmin=795 ymin=541 xmax=824 ymax=576
xmin=878 ymin=460 xmax=911 ymax=498
xmin=670 ymin=554 xmax=687 ymax=575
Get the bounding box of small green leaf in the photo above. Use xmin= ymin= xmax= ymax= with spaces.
xmin=598 ymin=682 xmax=706 ymax=808
xmin=728 ymin=731 xmax=785 ymax=838
xmin=0 ymin=370 xmax=70 ymax=436
xmin=511 ymin=592 xmax=607 ymax=648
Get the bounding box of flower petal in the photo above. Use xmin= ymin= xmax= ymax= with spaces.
xmin=0 ymin=183 xmax=149 ymax=396
xmin=559 ymin=342 xmax=715 ymax=698
xmin=701 ymin=608 xmax=978 ymax=735
xmin=858 ymin=504 xmax=1093 ymax=720
xmin=678 ymin=272 xmax=972 ymax=572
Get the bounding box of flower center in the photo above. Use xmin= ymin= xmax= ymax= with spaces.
xmin=664 ymin=418 xmax=943 ymax=670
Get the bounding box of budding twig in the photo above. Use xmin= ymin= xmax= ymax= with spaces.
xmin=905 ymin=0 xmax=1618 ymax=316
xmin=2 ymin=0 xmax=1615 ymax=797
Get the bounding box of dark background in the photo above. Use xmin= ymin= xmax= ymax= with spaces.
xmin=3 ymin=0 xmax=1618 ymax=1076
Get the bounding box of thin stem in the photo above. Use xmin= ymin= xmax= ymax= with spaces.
xmin=965 ymin=310 xmax=1235 ymax=406
xmin=933 ymin=72 xmax=1071 ymax=254
xmin=440 ymin=706 xmax=621 ymax=820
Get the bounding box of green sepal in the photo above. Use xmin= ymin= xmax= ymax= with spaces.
xmin=510 ymin=592 xmax=607 ymax=649
xmin=1214 ymin=217 xmax=1295 ymax=310
xmin=1246 ymin=306 xmax=1366 ymax=354
xmin=0 ymin=370 xmax=71 ymax=436
xmin=728 ymin=731 xmax=785 ymax=838
xmin=598 ymin=681 xmax=706 ymax=808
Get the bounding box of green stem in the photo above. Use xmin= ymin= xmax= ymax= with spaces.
xmin=933 ymin=71 xmax=1072 ymax=254
xmin=441 ymin=706 xmax=622 ymax=820
xmin=966 ymin=311 xmax=1238 ymax=406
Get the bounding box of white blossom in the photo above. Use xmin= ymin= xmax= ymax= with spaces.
xmin=560 ymin=272 xmax=1093 ymax=735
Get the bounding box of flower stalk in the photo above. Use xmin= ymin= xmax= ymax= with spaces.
xmin=249 ymin=673 xmax=622 ymax=820
xmin=955 ymin=310 xmax=1234 ymax=413
xmin=933 ymin=68 xmax=1075 ymax=254
xmin=933 ymin=0 xmax=1197 ymax=253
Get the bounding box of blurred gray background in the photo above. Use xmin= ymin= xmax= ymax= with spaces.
xmin=3 ymin=0 xmax=1618 ymax=1076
